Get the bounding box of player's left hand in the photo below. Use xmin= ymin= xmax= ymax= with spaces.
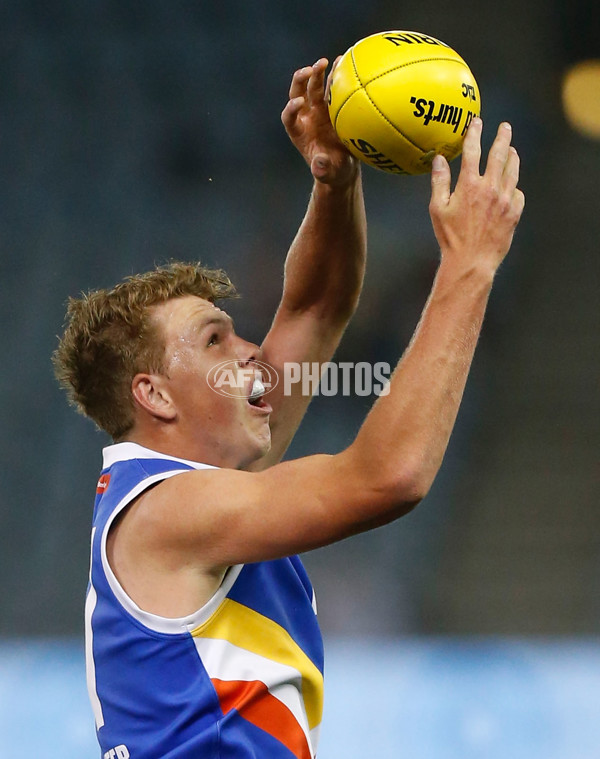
xmin=281 ymin=58 xmax=359 ymax=187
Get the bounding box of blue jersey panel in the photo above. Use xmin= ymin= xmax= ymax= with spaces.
xmin=228 ymin=561 xmax=324 ymax=673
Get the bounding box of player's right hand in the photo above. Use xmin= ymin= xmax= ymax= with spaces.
xmin=428 ymin=118 xmax=525 ymax=275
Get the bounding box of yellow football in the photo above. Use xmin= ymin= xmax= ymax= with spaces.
xmin=328 ymin=30 xmax=481 ymax=175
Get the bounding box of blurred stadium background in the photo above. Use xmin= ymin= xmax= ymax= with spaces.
xmin=0 ymin=1 xmax=598 ymax=756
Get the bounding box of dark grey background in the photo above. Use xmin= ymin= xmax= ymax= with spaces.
xmin=1 ymin=0 xmax=598 ymax=637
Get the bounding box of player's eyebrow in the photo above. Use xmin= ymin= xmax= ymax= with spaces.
xmin=197 ymin=312 xmax=235 ymax=331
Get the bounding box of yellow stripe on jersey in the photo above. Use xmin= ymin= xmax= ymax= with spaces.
xmin=191 ymin=599 xmax=323 ymax=729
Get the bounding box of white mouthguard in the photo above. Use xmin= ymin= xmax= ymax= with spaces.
xmin=249 ymin=378 xmax=265 ymax=400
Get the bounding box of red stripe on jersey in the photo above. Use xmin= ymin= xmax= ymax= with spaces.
xmin=212 ymin=678 xmax=311 ymax=759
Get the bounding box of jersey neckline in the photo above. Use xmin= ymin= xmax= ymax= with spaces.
xmin=102 ymin=441 xmax=217 ymax=471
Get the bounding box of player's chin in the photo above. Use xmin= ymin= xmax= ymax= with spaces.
xmin=243 ymin=427 xmax=272 ymax=469
xmin=258 ymin=415 xmax=272 ymax=444
xmin=256 ymin=419 xmax=272 ymax=449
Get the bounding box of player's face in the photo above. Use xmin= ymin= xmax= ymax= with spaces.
xmin=149 ymin=295 xmax=272 ymax=469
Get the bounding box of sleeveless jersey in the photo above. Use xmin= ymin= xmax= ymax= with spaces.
xmin=86 ymin=442 xmax=324 ymax=759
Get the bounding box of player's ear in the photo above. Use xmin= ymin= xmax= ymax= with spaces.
xmin=131 ymin=373 xmax=177 ymax=421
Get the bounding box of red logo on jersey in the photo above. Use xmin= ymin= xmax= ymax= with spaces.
xmin=96 ymin=474 xmax=111 ymax=495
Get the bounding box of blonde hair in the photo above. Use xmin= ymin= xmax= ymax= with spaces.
xmin=53 ymin=261 xmax=236 ymax=439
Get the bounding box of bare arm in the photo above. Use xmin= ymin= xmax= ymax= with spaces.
xmin=128 ymin=118 xmax=524 ymax=570
xmin=249 ymin=59 xmax=367 ymax=469
xmin=353 ymin=121 xmax=525 ymax=497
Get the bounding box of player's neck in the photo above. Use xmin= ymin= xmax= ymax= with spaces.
xmin=125 ymin=424 xmax=247 ymax=470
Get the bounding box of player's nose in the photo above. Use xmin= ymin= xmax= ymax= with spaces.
xmin=235 ymin=337 xmax=261 ymax=367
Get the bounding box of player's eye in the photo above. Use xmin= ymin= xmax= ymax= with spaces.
xmin=207 ymin=332 xmax=219 ymax=347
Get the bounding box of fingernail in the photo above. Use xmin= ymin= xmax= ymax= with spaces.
xmin=502 ymin=122 xmax=512 ymax=131
xmin=432 ymin=154 xmax=444 ymax=171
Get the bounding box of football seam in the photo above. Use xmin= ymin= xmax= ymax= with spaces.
xmin=339 ymin=51 xmax=471 ymax=155
xmin=362 ymin=56 xmax=470 ymax=87
xmin=332 ymin=63 xmax=363 ymax=133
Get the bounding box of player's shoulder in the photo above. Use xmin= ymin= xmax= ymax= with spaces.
xmin=126 ymin=465 xmax=250 ymax=534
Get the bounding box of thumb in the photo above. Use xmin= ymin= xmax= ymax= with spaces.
xmin=430 ymin=153 xmax=451 ymax=208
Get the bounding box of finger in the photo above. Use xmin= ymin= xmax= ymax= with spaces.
xmin=325 ymin=56 xmax=342 ymax=102
xmin=330 ymin=55 xmax=342 ymax=73
xmin=484 ymin=122 xmax=512 ymax=185
xmin=501 ymin=145 xmax=520 ymax=194
xmin=429 ymin=153 xmax=451 ymax=208
xmin=513 ymin=188 xmax=525 ymax=220
xmin=306 ymin=58 xmax=328 ymax=105
xmin=281 ymin=96 xmax=305 ymax=134
xmin=457 ymin=116 xmax=482 ymax=182
xmin=288 ymin=66 xmax=313 ymax=100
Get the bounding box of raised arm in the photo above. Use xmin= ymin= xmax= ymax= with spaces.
xmin=125 ymin=119 xmax=524 ymax=574
xmin=250 ymin=59 xmax=367 ymax=469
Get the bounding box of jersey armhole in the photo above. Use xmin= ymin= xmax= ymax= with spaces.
xmin=98 ymin=468 xmax=244 ymax=636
